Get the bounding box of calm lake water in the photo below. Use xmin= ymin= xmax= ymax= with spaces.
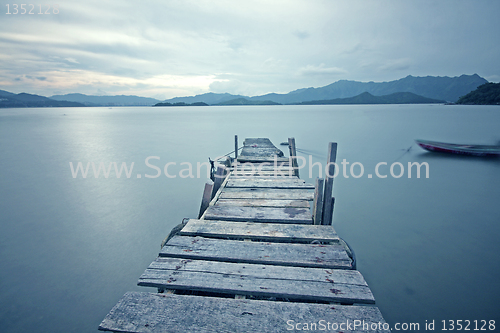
xmin=1 ymin=104 xmax=499 ymax=332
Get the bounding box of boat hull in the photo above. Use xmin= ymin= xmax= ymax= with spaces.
xmin=416 ymin=140 xmax=500 ymax=157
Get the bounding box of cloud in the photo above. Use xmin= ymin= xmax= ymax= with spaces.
xmin=0 ymin=0 xmax=499 ymax=97
xmin=297 ymin=64 xmax=348 ymax=77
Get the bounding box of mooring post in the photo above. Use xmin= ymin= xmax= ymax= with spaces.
xmin=312 ymin=178 xmax=325 ymax=225
xmin=198 ymin=181 xmax=214 ymax=218
xmin=288 ymin=137 xmax=299 ymax=178
xmin=322 ymin=142 xmax=337 ymax=225
xmin=235 ymin=135 xmax=238 ymax=159
xmin=211 ymin=166 xmax=227 ymax=199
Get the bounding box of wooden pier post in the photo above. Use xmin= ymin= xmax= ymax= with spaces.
xmin=322 ymin=142 xmax=337 ymax=225
xmin=211 ymin=166 xmax=227 ymax=199
xmin=288 ymin=137 xmax=299 ymax=178
xmin=198 ymin=181 xmax=214 ymax=218
xmin=235 ymin=135 xmax=238 ymax=159
xmin=312 ymin=178 xmax=324 ymax=225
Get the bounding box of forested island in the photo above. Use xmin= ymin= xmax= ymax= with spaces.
xmin=456 ymin=83 xmax=500 ymax=105
xmin=154 ymin=102 xmax=208 ymax=106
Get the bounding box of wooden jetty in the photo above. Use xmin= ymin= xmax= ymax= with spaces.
xmin=99 ymin=137 xmax=390 ymax=332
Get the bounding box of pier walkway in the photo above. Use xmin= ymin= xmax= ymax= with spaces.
xmin=99 ymin=138 xmax=389 ymax=332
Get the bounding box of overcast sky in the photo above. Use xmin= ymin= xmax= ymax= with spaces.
xmin=0 ymin=0 xmax=499 ymax=99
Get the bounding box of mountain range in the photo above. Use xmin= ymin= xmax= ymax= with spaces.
xmin=163 ymin=74 xmax=487 ymax=105
xmin=50 ymin=93 xmax=161 ymax=106
xmin=0 ymin=74 xmax=489 ymax=108
xmin=0 ymin=90 xmax=84 ymax=108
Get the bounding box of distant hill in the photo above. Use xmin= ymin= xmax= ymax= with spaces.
xmin=298 ymin=92 xmax=445 ymax=105
xmin=154 ymin=101 xmax=208 ymax=106
xmin=164 ymin=74 xmax=487 ymax=105
xmin=250 ymin=74 xmax=487 ymax=104
xmin=163 ymin=92 xmax=248 ymax=105
xmin=216 ymin=98 xmax=281 ymax=106
xmin=0 ymin=90 xmax=84 ymax=108
xmin=456 ymin=83 xmax=500 ymax=105
xmin=50 ymin=93 xmax=161 ymax=106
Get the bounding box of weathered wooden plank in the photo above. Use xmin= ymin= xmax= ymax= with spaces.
xmin=99 ymin=292 xmax=390 ymax=333
xmin=215 ymin=199 xmax=310 ymax=208
xmin=220 ymin=188 xmax=314 ymax=201
xmin=237 ymin=156 xmax=290 ymax=163
xmin=180 ymin=219 xmax=340 ymax=243
xmin=211 ymin=166 xmax=228 ymax=199
xmin=312 ymin=178 xmax=324 ymax=225
xmin=161 ymin=236 xmax=352 ymax=269
xmin=322 ymin=142 xmax=337 ymax=225
xmin=145 ymin=257 xmax=365 ymax=285
xmin=230 ymin=174 xmax=298 ymax=179
xmin=226 ymin=179 xmax=314 ymax=189
xmin=231 ymin=170 xmax=295 ymax=177
xmin=239 ymin=138 xmax=284 ymax=158
xmin=288 ymin=137 xmax=299 ymax=178
xmin=139 ymin=258 xmax=374 ymax=304
xmin=235 ymin=134 xmax=239 ymax=159
xmin=232 ymin=162 xmax=291 ymax=169
xmin=204 ymin=206 xmax=313 ymax=224
xmin=229 ymin=176 xmax=301 ymax=181
xmin=198 ymin=181 xmax=214 ymax=219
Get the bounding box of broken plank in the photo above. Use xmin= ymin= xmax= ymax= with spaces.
xmin=220 ymin=188 xmax=314 ymax=201
xmin=180 ymin=219 xmax=339 ymax=243
xmin=161 ymin=236 xmax=352 ymax=269
xmin=99 ymin=292 xmax=390 ymax=333
xmin=204 ymin=205 xmax=313 ymax=224
xmin=139 ymin=259 xmax=374 ymax=304
xmin=215 ymin=198 xmax=310 ymax=208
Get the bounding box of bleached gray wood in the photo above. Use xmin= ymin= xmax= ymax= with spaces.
xmin=312 ymin=178 xmax=324 ymax=225
xmin=207 ymin=174 xmax=231 ymax=209
xmin=226 ymin=179 xmax=314 ymax=189
xmin=99 ymin=292 xmax=390 ymax=333
xmin=288 ymin=137 xmax=299 ymax=178
xmin=229 ymin=176 xmax=301 ymax=181
xmin=145 ymin=257 xmax=365 ymax=285
xmin=180 ymin=219 xmax=339 ymax=243
xmin=235 ymin=135 xmax=238 ymax=159
xmin=322 ymin=142 xmax=337 ymax=225
xmin=215 ymin=199 xmax=310 ymax=208
xmin=198 ymin=181 xmax=214 ymax=219
xmin=220 ymin=188 xmax=314 ymax=201
xmin=161 ymin=236 xmax=352 ymax=269
xmin=230 ymin=175 xmax=299 ymax=179
xmin=138 ymin=258 xmax=374 ymax=304
xmin=232 ymin=163 xmax=291 ymax=170
xmin=211 ymin=166 xmax=228 ymax=199
xmin=204 ymin=206 xmax=313 ymax=224
xmin=237 ymin=156 xmax=290 ymax=163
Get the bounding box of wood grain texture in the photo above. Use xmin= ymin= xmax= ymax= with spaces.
xmin=215 ymin=199 xmax=310 ymax=208
xmin=220 ymin=188 xmax=314 ymax=201
xmin=204 ymin=205 xmax=313 ymax=224
xmin=180 ymin=219 xmax=339 ymax=242
xmin=180 ymin=219 xmax=339 ymax=243
xmin=160 ymin=236 xmax=352 ymax=269
xmin=226 ymin=179 xmax=315 ymax=189
xmin=99 ymin=292 xmax=390 ymax=333
xmin=138 ymin=258 xmax=374 ymax=304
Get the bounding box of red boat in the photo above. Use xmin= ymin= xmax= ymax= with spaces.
xmin=415 ymin=139 xmax=500 ymax=157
